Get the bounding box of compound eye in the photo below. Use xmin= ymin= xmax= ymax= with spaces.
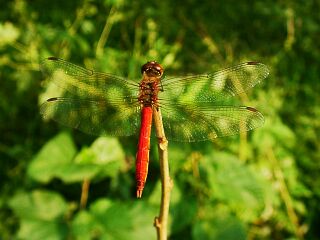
xmin=141 ymin=61 xmax=164 ymax=77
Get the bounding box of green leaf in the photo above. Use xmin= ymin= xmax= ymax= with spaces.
xmin=28 ymin=135 xmax=124 ymax=184
xmin=71 ymin=211 xmax=101 ymax=240
xmin=53 ymin=163 xmax=101 ymax=183
xmin=8 ymin=190 xmax=68 ymax=240
xmin=72 ymin=199 xmax=156 ymax=240
xmin=82 ymin=137 xmax=124 ymax=166
xmin=75 ymin=136 xmax=125 ymax=178
xmin=192 ymin=210 xmax=246 ymax=240
xmin=17 ymin=219 xmax=68 ymax=240
xmin=9 ymin=190 xmax=68 ymax=220
xmin=205 ymin=152 xmax=265 ymax=216
xmin=27 ymin=132 xmax=77 ymax=183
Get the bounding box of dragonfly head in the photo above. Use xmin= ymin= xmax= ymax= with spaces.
xmin=141 ymin=61 xmax=164 ymax=78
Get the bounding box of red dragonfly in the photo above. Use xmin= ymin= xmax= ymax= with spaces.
xmin=40 ymin=57 xmax=269 ymax=198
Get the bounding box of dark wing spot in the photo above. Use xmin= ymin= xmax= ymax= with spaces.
xmin=246 ymin=106 xmax=258 ymax=112
xmin=47 ymin=97 xmax=58 ymax=102
xmin=247 ymin=61 xmax=259 ymax=65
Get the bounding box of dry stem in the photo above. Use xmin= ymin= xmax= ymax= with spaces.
xmin=153 ymin=107 xmax=173 ymax=240
xmin=80 ymin=179 xmax=90 ymax=209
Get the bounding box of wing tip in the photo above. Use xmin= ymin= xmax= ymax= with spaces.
xmin=246 ymin=61 xmax=270 ymax=77
xmin=245 ymin=106 xmax=265 ymax=125
xmin=40 ymin=57 xmax=60 ymax=73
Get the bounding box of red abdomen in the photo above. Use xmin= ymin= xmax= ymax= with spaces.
xmin=136 ymin=106 xmax=153 ymax=198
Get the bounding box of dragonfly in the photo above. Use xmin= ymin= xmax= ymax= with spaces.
xmin=40 ymin=57 xmax=269 ymax=198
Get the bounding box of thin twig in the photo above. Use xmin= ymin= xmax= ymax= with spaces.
xmin=153 ymin=107 xmax=173 ymax=240
xmin=80 ymin=178 xmax=90 ymax=209
xmin=96 ymin=6 xmax=116 ymax=58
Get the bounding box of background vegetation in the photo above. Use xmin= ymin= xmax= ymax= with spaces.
xmin=1 ymin=0 xmax=319 ymax=239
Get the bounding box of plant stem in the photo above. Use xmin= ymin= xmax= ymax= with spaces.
xmin=80 ymin=178 xmax=90 ymax=209
xmin=153 ymin=107 xmax=173 ymax=240
xmin=95 ymin=6 xmax=116 ymax=58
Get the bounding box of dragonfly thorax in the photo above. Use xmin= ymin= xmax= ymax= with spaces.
xmin=138 ymin=80 xmax=160 ymax=107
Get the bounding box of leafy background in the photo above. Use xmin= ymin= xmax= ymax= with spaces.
xmin=1 ymin=0 xmax=319 ymax=239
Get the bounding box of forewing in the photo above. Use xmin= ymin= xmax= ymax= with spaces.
xmin=160 ymin=62 xmax=269 ymax=103
xmin=40 ymin=57 xmax=139 ymax=100
xmin=40 ymin=97 xmax=141 ymax=136
xmin=40 ymin=57 xmax=141 ymax=136
xmin=160 ymin=104 xmax=264 ymax=142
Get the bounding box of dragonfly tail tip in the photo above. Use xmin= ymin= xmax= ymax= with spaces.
xmin=136 ymin=190 xmax=143 ymax=198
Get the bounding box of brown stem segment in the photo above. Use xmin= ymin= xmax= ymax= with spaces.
xmin=153 ymin=107 xmax=172 ymax=240
xmin=80 ymin=179 xmax=90 ymax=209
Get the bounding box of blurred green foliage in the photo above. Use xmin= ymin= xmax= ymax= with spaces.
xmin=0 ymin=0 xmax=319 ymax=239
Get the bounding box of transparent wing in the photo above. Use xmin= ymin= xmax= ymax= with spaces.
xmin=40 ymin=97 xmax=141 ymax=136
xmin=160 ymin=103 xmax=264 ymax=142
xmin=160 ymin=62 xmax=269 ymax=103
xmin=158 ymin=62 xmax=268 ymax=141
xmin=40 ymin=57 xmax=141 ymax=136
xmin=40 ymin=57 xmax=139 ymax=101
